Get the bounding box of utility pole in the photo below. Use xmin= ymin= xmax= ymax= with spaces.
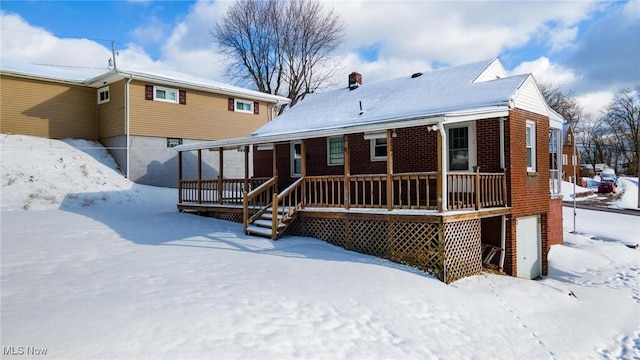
xmin=111 ymin=41 xmax=117 ymax=69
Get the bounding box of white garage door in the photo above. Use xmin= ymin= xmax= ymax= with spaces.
xmin=516 ymin=215 xmax=541 ymax=279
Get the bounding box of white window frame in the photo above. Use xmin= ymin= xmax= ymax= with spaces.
xmin=562 ymin=154 xmax=568 ymax=166
xmin=526 ymin=120 xmax=536 ymax=172
xmin=97 ymin=86 xmax=110 ymax=104
xmin=290 ymin=140 xmax=302 ymax=178
xmin=235 ymin=99 xmax=253 ymax=113
xmin=370 ymin=137 xmax=388 ymax=161
xmin=153 ymin=86 xmax=178 ymax=103
xmin=327 ymin=136 xmax=344 ymax=166
xmin=445 ymin=122 xmax=476 ymax=172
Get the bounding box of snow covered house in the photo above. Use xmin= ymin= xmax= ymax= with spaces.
xmin=175 ymin=58 xmax=565 ymax=283
xmin=0 ymin=62 xmax=290 ymax=187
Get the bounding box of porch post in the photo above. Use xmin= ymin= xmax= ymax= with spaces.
xmin=344 ymin=134 xmax=351 ymax=210
xmin=244 ymin=145 xmax=249 ymax=193
xmin=218 ymin=150 xmax=224 ymax=204
xmin=272 ymin=143 xmax=278 ymax=193
xmin=197 ymin=149 xmax=202 ymax=204
xmin=474 ymin=166 xmax=481 ymax=210
xmin=386 ymin=129 xmax=394 ymax=211
xmin=436 ymin=129 xmax=444 ymax=212
xmin=301 ymin=140 xmax=307 ymax=208
xmin=178 ymin=151 xmax=183 ymax=203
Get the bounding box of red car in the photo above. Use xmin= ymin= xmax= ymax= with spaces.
xmin=598 ymin=180 xmax=616 ymax=193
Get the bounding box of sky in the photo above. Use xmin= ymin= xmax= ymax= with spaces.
xmin=1 ymin=0 xmax=639 ymax=117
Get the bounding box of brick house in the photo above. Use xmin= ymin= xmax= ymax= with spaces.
xmin=175 ymin=58 xmax=565 ymax=283
xmin=0 ymin=62 xmax=290 ymax=187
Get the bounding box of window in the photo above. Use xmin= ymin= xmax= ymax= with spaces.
xmin=97 ymin=86 xmax=110 ymax=104
xmin=371 ymin=138 xmax=387 ymax=161
xmin=235 ymin=99 xmax=253 ymax=113
xmin=562 ymin=154 xmax=568 ymax=166
xmin=567 ymin=134 xmax=572 ymax=145
xmin=154 ymin=86 xmax=178 ymax=103
xmin=448 ymin=127 xmax=469 ymax=171
xmin=327 ymin=137 xmax=344 ymax=165
xmin=291 ymin=141 xmax=302 ymax=177
xmin=166 ymin=138 xmax=183 ymax=148
xmin=526 ymin=121 xmax=536 ymax=172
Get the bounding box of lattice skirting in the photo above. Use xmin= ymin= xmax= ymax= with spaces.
xmin=443 ymin=219 xmax=482 ymax=283
xmin=205 ymin=211 xmax=244 ymax=224
xmin=287 ymin=214 xmax=482 ymax=283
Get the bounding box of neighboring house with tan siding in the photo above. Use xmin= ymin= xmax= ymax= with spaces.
xmin=0 ymin=62 xmax=290 ymax=187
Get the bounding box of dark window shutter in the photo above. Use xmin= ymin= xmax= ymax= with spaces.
xmin=228 ymin=98 xmax=234 ymax=111
xmin=253 ymin=101 xmax=259 ymax=115
xmin=145 ymin=85 xmax=153 ymax=100
xmin=179 ymin=90 xmax=186 ymax=105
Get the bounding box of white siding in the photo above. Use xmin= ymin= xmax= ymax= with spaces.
xmin=513 ymin=76 xmax=548 ymax=116
xmin=473 ymin=58 xmax=508 ymax=83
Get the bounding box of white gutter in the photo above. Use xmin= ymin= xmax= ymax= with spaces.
xmin=438 ymin=121 xmax=448 ymax=211
xmin=126 ymin=74 xmax=134 ymax=178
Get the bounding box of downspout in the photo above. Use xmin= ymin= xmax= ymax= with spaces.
xmin=499 ymin=117 xmax=505 ymax=169
xmin=125 ymin=74 xmax=134 ymax=178
xmin=438 ymin=121 xmax=448 ymax=211
xmin=500 ymin=215 xmax=506 ymax=270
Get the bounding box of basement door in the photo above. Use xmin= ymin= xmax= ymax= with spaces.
xmin=516 ymin=215 xmax=541 ymax=279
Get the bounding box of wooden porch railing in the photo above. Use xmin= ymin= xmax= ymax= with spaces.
xmin=243 ymin=177 xmax=278 ymax=232
xmin=179 ymin=177 xmax=269 ymax=204
xmin=304 ymin=170 xmax=506 ymax=211
xmin=270 ymin=177 xmax=304 ymax=239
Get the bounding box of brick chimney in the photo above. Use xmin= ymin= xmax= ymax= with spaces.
xmin=348 ymin=72 xmax=362 ymax=90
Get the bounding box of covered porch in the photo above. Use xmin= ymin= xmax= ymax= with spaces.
xmin=175 ymin=126 xmax=510 ymax=283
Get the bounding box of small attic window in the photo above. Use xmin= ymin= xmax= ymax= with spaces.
xmin=97 ymin=86 xmax=110 ymax=104
xmin=411 ymin=72 xmax=423 ymax=79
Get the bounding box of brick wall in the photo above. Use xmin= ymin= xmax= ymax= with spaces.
xmin=253 ymin=126 xmax=443 ymax=185
xmin=548 ymin=196 xmax=564 ymax=247
xmin=503 ymin=108 xmax=551 ymax=276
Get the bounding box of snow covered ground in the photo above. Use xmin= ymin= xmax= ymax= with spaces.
xmin=2 ymin=134 xmax=639 ymax=359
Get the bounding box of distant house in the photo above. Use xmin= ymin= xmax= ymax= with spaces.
xmin=174 ymin=58 xmax=566 ymax=283
xmin=0 ymin=62 xmax=290 ymax=187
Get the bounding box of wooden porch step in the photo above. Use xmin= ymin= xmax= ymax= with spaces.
xmin=252 ymin=219 xmax=287 ymax=229
xmin=246 ymin=225 xmax=274 ymax=238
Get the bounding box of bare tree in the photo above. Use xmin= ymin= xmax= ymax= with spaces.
xmin=538 ymin=81 xmax=583 ymax=129
xmin=213 ymin=0 xmax=346 ymax=112
xmin=601 ymin=87 xmax=640 ymax=175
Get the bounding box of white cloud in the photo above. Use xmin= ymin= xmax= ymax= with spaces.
xmin=512 ymin=57 xmax=576 ymax=86
xmin=0 ymin=11 xmax=111 ymax=69
xmin=131 ymin=17 xmax=170 ymax=45
xmin=576 ymin=91 xmax=614 ymax=117
xmin=546 ymin=26 xmax=579 ymax=52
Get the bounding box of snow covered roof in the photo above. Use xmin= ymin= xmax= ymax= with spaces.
xmin=0 ymin=61 xmax=290 ymax=104
xmin=252 ymin=58 xmax=526 ymax=137
xmin=176 ymin=58 xmax=540 ymax=151
xmin=0 ymin=60 xmax=109 ymax=84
